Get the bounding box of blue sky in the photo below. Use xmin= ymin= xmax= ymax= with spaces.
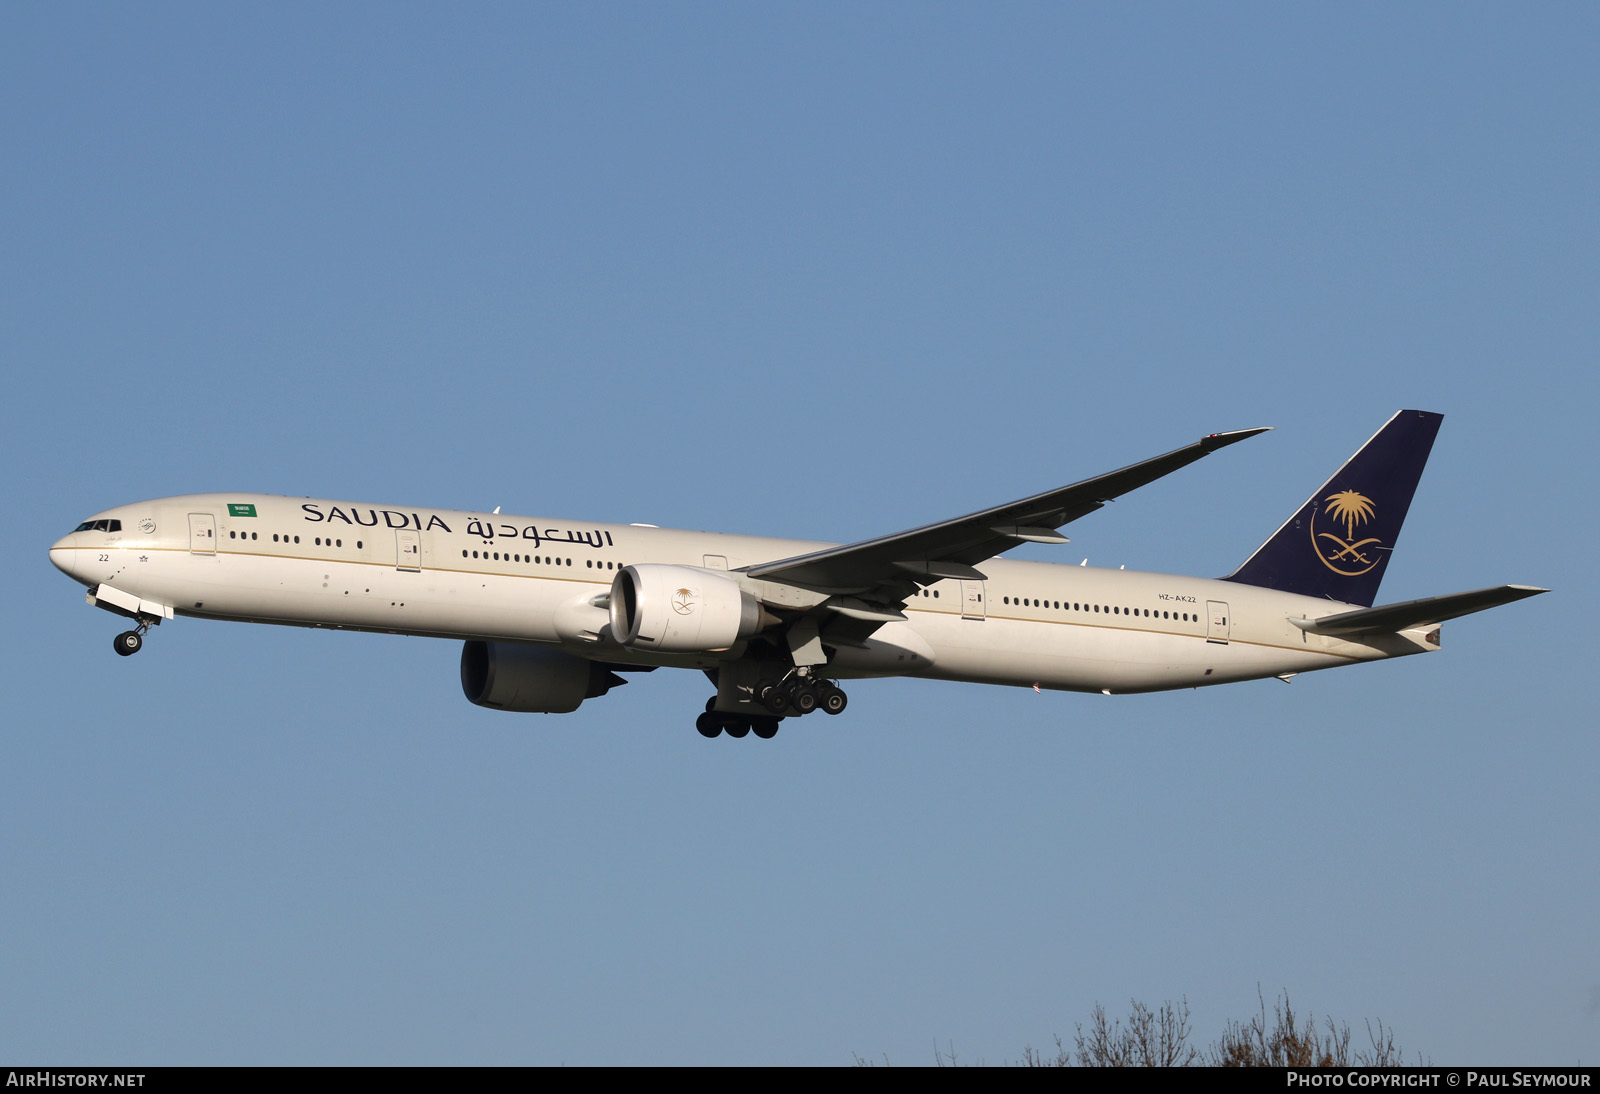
xmin=2 ymin=3 xmax=1595 ymax=1065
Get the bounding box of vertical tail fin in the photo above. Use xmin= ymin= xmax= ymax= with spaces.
xmin=1223 ymin=410 xmax=1443 ymax=607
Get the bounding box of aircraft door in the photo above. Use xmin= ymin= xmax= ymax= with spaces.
xmin=1206 ymin=600 xmax=1230 ymax=644
xmin=961 ymin=581 xmax=986 ymax=620
xmin=188 ymin=513 xmax=216 ymax=555
xmin=396 ymin=530 xmax=421 ymax=572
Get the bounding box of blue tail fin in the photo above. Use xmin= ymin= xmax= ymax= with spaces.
xmin=1223 ymin=410 xmax=1443 ymax=607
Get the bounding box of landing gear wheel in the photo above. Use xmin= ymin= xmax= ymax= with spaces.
xmin=758 ymin=679 xmax=790 ymax=715
xmin=752 ymin=718 xmax=779 ymax=740
xmin=695 ymin=712 xmax=722 ymax=738
xmin=724 ymin=718 xmax=751 ymax=739
xmin=114 ymin=630 xmax=143 ymax=657
xmin=789 ymin=685 xmax=818 ymax=715
xmin=820 ymin=685 xmax=848 ymax=715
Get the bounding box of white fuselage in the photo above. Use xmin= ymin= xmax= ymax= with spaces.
xmin=49 ymin=493 xmax=1434 ymax=695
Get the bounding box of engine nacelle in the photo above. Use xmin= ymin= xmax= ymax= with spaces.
xmin=609 ymin=564 xmax=769 ymax=653
xmin=460 ymin=641 xmax=624 ymax=713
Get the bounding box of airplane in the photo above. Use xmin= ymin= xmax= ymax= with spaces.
xmin=48 ymin=410 xmax=1543 ymax=740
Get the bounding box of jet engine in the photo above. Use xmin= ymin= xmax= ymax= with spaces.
xmin=608 ymin=564 xmax=772 ymax=653
xmin=460 ymin=641 xmax=625 ymax=713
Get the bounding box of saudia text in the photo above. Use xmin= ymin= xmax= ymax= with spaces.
xmin=300 ymin=504 xmax=614 ymax=550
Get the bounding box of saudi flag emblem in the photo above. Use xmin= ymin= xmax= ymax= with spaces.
xmin=228 ymin=503 xmax=258 ymax=518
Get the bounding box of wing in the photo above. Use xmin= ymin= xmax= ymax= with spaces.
xmin=742 ymin=427 xmax=1269 ymax=660
xmin=746 ymin=427 xmax=1270 ymax=597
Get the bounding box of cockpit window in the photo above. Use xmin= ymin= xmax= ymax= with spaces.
xmin=73 ymin=519 xmax=121 ymax=533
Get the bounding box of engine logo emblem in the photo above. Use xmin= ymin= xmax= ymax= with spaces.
xmin=672 ymin=587 xmax=697 ymax=615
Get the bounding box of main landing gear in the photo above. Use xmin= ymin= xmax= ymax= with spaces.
xmin=696 ymin=699 xmax=781 ymax=740
xmin=695 ymin=674 xmax=849 ymax=739
xmin=113 ymin=620 xmax=153 ymax=657
xmin=755 ymin=674 xmax=847 ymax=718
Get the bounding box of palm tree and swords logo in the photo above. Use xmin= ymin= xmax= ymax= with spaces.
xmin=1312 ymin=488 xmax=1382 ymax=576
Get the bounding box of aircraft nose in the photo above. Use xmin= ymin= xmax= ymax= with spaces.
xmin=50 ymin=535 xmax=81 ymax=580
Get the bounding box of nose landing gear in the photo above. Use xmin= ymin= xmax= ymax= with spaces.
xmin=113 ymin=619 xmax=154 ymax=656
xmin=88 ymin=585 xmax=167 ymax=657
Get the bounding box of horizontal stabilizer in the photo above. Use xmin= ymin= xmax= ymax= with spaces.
xmin=1290 ymin=584 xmax=1547 ymax=637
